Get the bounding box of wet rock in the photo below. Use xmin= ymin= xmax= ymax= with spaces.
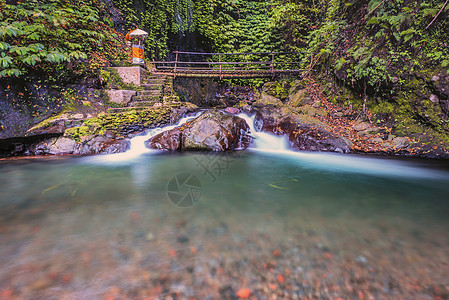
xmin=358 ymin=127 xmax=380 ymax=136
xmin=355 ymin=255 xmax=368 ymax=265
xmin=176 ymin=234 xmax=189 ymax=243
xmin=392 ymin=137 xmax=410 ymax=149
xmin=289 ymin=126 xmax=351 ymax=153
xmin=225 ymin=107 xmax=240 ymax=114
xmin=219 ymin=285 xmax=236 ymax=299
xmin=148 ymin=128 xmax=182 ymax=150
xmin=255 ymin=92 xmax=284 ymax=107
xmin=430 ymin=94 xmax=439 ymax=103
xmin=288 ymin=89 xmax=312 ymax=107
xmin=100 ymin=139 xmax=130 ymax=154
xmin=71 ymin=113 xmax=84 ymax=119
xmin=299 ymin=105 xmax=327 ymax=117
xmin=46 ymin=137 xmax=77 ymax=155
xmin=146 ymin=232 xmax=155 ymax=241
xmin=147 ymin=110 xmax=251 ymax=151
xmin=27 ymin=278 xmax=52 ymax=291
xmin=182 ymin=110 xmax=250 ymax=150
xmin=30 ymin=135 xmax=130 ymax=156
xmin=352 ymin=122 xmax=372 ymax=132
xmin=370 ymin=137 xmax=384 ymax=143
xmin=0 ymin=132 xmax=62 ymax=157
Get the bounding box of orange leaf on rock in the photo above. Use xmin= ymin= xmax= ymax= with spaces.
xmin=277 ymin=274 xmax=285 ymax=283
xmin=236 ymin=288 xmax=251 ymax=298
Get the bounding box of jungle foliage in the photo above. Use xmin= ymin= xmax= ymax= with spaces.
xmin=112 ymin=0 xmax=318 ymax=59
xmin=308 ymin=0 xmax=449 ymax=92
xmin=0 ymin=0 xmax=128 ymax=79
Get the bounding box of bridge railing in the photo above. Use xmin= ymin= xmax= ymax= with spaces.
xmin=152 ymin=51 xmax=312 ymax=78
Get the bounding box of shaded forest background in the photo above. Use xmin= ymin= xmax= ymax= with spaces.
xmin=1 ymin=0 xmax=448 ymax=145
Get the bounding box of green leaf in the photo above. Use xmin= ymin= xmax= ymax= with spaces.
xmin=0 ymin=55 xmax=13 ymax=68
xmin=46 ymin=52 xmax=68 ymax=63
xmin=367 ymin=17 xmax=380 ymax=25
xmin=0 ymin=42 xmax=11 ymax=51
xmin=23 ymin=54 xmax=41 ymax=66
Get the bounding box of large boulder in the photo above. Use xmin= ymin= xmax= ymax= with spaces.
xmin=147 ymin=110 xmax=251 ymax=151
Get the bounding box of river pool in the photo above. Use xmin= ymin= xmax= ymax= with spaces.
xmin=0 ymin=149 xmax=448 ymax=299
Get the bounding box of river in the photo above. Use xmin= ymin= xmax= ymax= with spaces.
xmin=0 ymin=113 xmax=448 ymax=299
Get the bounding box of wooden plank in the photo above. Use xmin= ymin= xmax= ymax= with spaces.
xmin=153 ymin=61 xmax=274 ymax=65
xmin=153 ymin=61 xmax=307 ymax=65
xmin=152 ymin=69 xmax=308 ymax=79
xmin=172 ymin=50 xmax=306 ymax=56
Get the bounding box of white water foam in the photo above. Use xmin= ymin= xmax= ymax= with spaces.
xmin=237 ymin=113 xmax=289 ymax=151
xmin=86 ymin=111 xmax=203 ymax=164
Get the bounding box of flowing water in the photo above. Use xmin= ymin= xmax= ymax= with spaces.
xmin=0 ymin=114 xmax=449 ymax=299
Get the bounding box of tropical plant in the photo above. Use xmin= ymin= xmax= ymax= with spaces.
xmin=0 ymin=0 xmax=127 ymax=78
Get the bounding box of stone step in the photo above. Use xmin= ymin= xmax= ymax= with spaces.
xmin=132 ymin=95 xmax=162 ymax=102
xmin=137 ymin=90 xmax=163 ymax=96
xmin=143 ymin=79 xmax=165 ymax=84
xmin=146 ymin=74 xmax=167 ymax=79
xmin=129 ymin=101 xmax=160 ymax=107
xmin=107 ymin=107 xmax=151 ymax=113
xmin=140 ymin=84 xmax=163 ymax=90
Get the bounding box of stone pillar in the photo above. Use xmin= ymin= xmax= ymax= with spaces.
xmin=111 ymin=67 xmax=146 ymax=86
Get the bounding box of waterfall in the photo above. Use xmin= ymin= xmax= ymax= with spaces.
xmin=237 ymin=113 xmax=290 ymax=152
xmin=87 ymin=111 xmax=203 ymax=164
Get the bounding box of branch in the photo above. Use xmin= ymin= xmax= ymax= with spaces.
xmin=366 ymin=0 xmax=387 ymax=18
xmin=425 ymin=0 xmax=449 ymax=30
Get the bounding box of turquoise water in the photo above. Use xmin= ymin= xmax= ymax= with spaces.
xmin=0 ymin=151 xmax=449 ymax=299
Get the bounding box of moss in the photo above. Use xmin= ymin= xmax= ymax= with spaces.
xmin=370 ymin=101 xmax=395 ymax=115
xmin=28 ymin=110 xmax=70 ymax=131
xmin=63 ymin=107 xmax=172 ymax=140
xmin=263 ymin=81 xmax=291 ymax=100
xmin=65 ymin=125 xmax=91 ymax=142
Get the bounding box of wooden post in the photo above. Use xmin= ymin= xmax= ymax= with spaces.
xmin=174 ymin=51 xmax=179 ymax=78
xmin=271 ymin=53 xmax=275 ymax=79
xmin=219 ymin=54 xmax=222 ymax=80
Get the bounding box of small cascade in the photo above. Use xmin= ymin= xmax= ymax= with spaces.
xmin=88 ymin=111 xmax=203 ymax=163
xmin=89 ymin=111 xmax=290 ymax=164
xmin=237 ymin=113 xmax=290 ymax=152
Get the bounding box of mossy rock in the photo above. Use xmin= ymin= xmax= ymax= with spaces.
xmin=262 ymin=81 xmax=290 ymax=100
xmin=253 ymin=92 xmax=283 ymax=107
xmin=288 ymin=89 xmax=312 ymax=107
xmin=299 ymin=105 xmax=327 ymax=117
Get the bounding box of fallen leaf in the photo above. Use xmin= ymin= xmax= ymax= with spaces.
xmin=236 ymin=288 xmax=251 ymax=298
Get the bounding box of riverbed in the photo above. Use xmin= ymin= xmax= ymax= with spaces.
xmin=0 ymin=150 xmax=448 ymax=299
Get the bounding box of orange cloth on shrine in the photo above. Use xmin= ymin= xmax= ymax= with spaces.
xmin=132 ymin=45 xmax=144 ymax=59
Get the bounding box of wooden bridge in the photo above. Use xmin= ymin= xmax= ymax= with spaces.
xmin=151 ymin=51 xmax=312 ymax=79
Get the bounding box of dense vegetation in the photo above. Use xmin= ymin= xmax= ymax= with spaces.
xmin=111 ymin=0 xmax=316 ymax=58
xmin=0 ymin=0 xmax=127 ymax=79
